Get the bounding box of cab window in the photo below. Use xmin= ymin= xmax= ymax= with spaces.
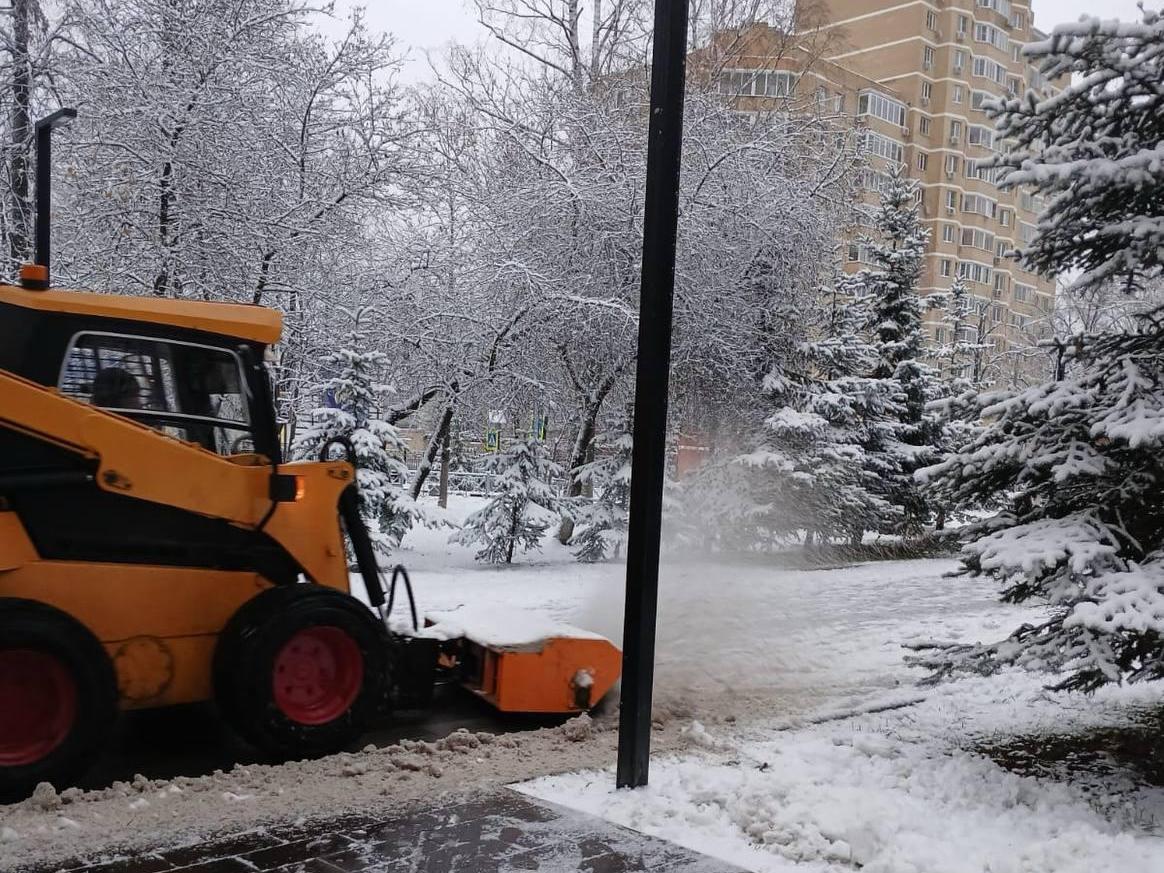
xmin=59 ymin=332 xmax=254 ymax=455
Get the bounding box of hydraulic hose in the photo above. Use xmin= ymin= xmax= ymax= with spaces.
xmin=387 ymin=564 xmax=419 ymax=633
xmin=337 ymin=483 xmax=386 ymax=609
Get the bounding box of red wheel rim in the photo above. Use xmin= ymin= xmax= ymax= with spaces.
xmin=0 ymin=649 xmax=78 ymax=766
xmin=272 ymin=627 xmax=364 ymax=725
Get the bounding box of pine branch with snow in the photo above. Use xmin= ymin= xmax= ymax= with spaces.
xmin=989 ymin=7 xmax=1164 ymax=292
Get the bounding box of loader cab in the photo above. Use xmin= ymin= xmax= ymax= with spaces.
xmin=0 ymin=284 xmax=283 ymax=463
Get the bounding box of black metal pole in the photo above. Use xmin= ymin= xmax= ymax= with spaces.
xmin=34 ymin=122 xmax=51 ymax=273
xmin=616 ymin=0 xmax=689 ymax=790
xmin=33 ymin=107 xmax=77 ymax=282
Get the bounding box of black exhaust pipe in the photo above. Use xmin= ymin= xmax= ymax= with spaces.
xmin=29 ymin=107 xmax=77 ymax=288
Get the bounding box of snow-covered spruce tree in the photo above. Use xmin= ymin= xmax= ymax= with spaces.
xmin=858 ymin=166 xmax=945 ymax=535
xmin=452 ymin=438 xmax=563 ymax=564
xmin=293 ymin=322 xmax=414 ymax=555
xmin=913 ymin=9 xmax=1164 ymax=691
xmin=741 ymin=274 xmax=894 ymax=544
xmin=569 ymin=412 xmax=632 ymax=562
xmin=924 ymin=275 xmax=990 ymax=528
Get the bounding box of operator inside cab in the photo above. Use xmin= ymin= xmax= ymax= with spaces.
xmin=61 ymin=332 xmax=257 ymax=457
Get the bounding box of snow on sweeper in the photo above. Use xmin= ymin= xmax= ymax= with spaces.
xmin=0 ymin=109 xmax=620 ymax=802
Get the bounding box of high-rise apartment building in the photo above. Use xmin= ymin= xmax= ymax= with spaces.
xmin=705 ymin=1 xmax=1058 ymax=375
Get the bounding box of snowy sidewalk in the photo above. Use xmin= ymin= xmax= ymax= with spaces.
xmin=18 ymin=789 xmax=743 ymax=873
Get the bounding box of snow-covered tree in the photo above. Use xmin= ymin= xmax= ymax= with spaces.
xmin=452 ymin=438 xmax=563 ymax=564
xmin=741 ymin=275 xmax=892 ymax=544
xmin=569 ymin=411 xmax=632 ymax=562
xmin=914 ymin=8 xmax=1164 ymax=691
xmin=855 ymin=167 xmax=943 ymax=535
xmin=292 ymin=312 xmax=416 ymax=554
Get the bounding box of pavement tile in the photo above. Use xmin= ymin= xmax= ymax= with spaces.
xmin=74 ymin=855 xmax=175 ymax=873
xmin=162 ymin=832 xmax=284 ymax=869
xmin=21 ymin=789 xmax=744 ymax=873
xmin=167 ymin=858 xmax=257 ymax=873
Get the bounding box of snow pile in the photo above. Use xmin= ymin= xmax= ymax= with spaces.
xmin=521 ymin=678 xmax=1164 ymax=873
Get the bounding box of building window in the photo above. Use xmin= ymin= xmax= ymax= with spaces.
xmin=971 ymin=90 xmax=992 ymax=110
xmin=861 ymin=130 xmax=904 ymax=163
xmin=1019 ymin=221 xmax=1038 ymax=244
xmin=859 ymin=170 xmax=894 ymax=195
xmin=965 ymin=158 xmax=1002 ymax=184
xmin=950 ymin=120 xmax=963 ymax=142
xmin=1011 ymin=10 xmax=1026 ymax=29
xmin=945 ymin=154 xmax=959 ymax=175
xmin=926 ymin=10 xmax=938 ymax=30
xmin=968 ymin=125 xmax=994 ymax=148
xmin=973 ymin=57 xmax=1007 ymax=85
xmin=1014 ymin=283 xmax=1034 ymax=302
xmin=999 ymin=209 xmax=1011 ymax=228
xmin=996 ymin=240 xmax=1009 ymax=258
xmin=717 ymin=69 xmax=794 ymax=98
xmin=940 ymin=259 xmax=952 ymax=277
xmin=962 ymin=193 xmax=998 ymax=217
xmin=916 ymin=152 xmax=928 ymax=171
xmin=958 ymin=15 xmax=969 ymax=36
xmin=974 ymin=23 xmax=1009 ymax=52
xmin=953 ymin=85 xmax=964 ymax=104
xmin=957 ymin=260 xmax=993 ymax=285
xmin=921 ymin=81 xmax=933 ymax=102
xmin=919 ymin=116 xmax=931 ymax=135
xmin=978 ymin=0 xmax=1012 ymax=16
xmin=848 ymin=243 xmax=877 ymax=264
xmin=943 ymin=224 xmax=956 ymax=243
xmin=953 ymin=50 xmax=967 ymax=74
xmin=857 ymin=90 xmax=908 ymax=126
xmin=946 ymin=190 xmax=959 ymax=212
xmin=923 ymin=46 xmax=935 ymax=68
xmin=961 ymin=227 xmax=995 ymax=251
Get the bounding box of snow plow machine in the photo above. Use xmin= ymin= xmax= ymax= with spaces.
xmin=0 ymin=110 xmax=621 ymax=803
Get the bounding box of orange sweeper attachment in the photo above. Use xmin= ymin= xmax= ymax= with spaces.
xmin=0 ymin=110 xmax=620 ymax=803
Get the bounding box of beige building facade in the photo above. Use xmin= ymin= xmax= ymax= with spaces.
xmin=707 ymin=1 xmax=1058 ymax=371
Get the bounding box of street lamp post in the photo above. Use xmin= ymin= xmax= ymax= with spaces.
xmin=615 ymin=0 xmax=690 ymax=790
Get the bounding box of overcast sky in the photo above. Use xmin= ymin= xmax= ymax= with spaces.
xmin=324 ymin=1 xmax=1153 ymax=82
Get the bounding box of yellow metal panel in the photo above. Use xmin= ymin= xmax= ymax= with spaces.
xmin=0 ymin=562 xmax=274 ymax=709
xmin=0 ymin=561 xmax=269 ymax=640
xmin=107 ymin=635 xmax=219 ymax=709
xmin=0 ymin=511 xmax=37 ymax=571
xmin=0 ymin=371 xmax=354 ymax=590
xmin=0 ymin=284 xmax=282 ymax=344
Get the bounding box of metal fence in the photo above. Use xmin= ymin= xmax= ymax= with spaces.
xmin=409 ymin=467 xmax=569 ymax=497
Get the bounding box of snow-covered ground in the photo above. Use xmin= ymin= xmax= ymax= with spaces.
xmin=4 ymin=495 xmax=1164 ymax=871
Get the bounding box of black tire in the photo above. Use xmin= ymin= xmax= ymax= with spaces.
xmin=213 ymin=585 xmax=391 ymax=758
xmin=0 ymin=598 xmax=118 ymax=803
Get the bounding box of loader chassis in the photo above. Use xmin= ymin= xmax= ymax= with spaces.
xmin=0 ymin=283 xmax=620 ymax=802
